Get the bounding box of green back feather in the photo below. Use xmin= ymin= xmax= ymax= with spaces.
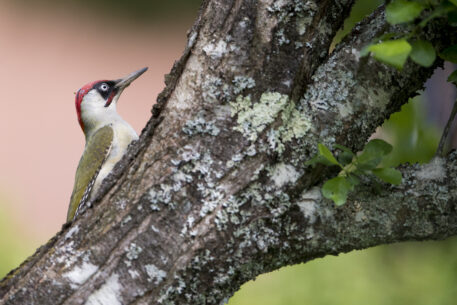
xmin=67 ymin=125 xmax=114 ymax=221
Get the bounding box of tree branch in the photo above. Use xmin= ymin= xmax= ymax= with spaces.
xmin=1 ymin=1 xmax=457 ymax=305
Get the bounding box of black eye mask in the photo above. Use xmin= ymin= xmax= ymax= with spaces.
xmin=94 ymin=81 xmax=116 ymax=101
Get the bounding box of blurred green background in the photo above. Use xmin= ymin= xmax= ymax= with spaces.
xmin=1 ymin=0 xmax=456 ymax=304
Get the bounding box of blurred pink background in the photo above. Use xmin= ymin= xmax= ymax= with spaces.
xmin=0 ymin=1 xmax=192 ymax=247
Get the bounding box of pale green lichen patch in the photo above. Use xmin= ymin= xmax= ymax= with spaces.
xmin=145 ymin=264 xmax=167 ymax=285
xmin=126 ymin=243 xmax=143 ymax=261
xmin=232 ymin=76 xmax=256 ymax=94
xmin=230 ymin=92 xmax=288 ymax=141
xmin=278 ymin=101 xmax=312 ymax=142
xmin=182 ymin=115 xmax=220 ymax=136
xmin=181 ymin=215 xmax=197 ymax=236
xmin=302 ymin=42 xmax=396 ymax=124
xmin=416 ymin=157 xmax=446 ymax=182
xmin=202 ymin=75 xmax=223 ymax=103
xmin=125 ymin=243 xmax=143 ymax=267
xmin=199 ymin=187 xmax=225 ymax=217
xmin=295 ymin=41 xmax=304 ymax=49
xmin=202 ymin=39 xmax=228 ymax=59
xmin=267 ymin=2 xmax=282 ymax=14
xmin=303 ymin=61 xmax=356 ymax=115
xmin=296 ymin=16 xmax=313 ymax=35
xmin=230 ymin=92 xmax=312 ymax=152
xmin=269 ymin=162 xmax=301 ymax=188
xmin=148 ymin=182 xmax=176 ymax=211
xmin=276 ymin=28 xmax=290 ymax=45
xmin=267 ymin=0 xmax=317 ymax=43
xmin=267 ymin=129 xmax=284 ymax=153
xmin=296 ymin=187 xmax=321 ymax=224
xmin=318 ymin=19 xmax=332 ymax=36
xmin=353 ymin=84 xmax=391 ymax=111
xmin=121 ymin=215 xmax=132 ymax=226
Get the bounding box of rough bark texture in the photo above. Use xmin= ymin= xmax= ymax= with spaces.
xmin=1 ymin=1 xmax=457 ymax=304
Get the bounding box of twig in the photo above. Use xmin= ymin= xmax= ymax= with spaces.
xmin=436 ymin=98 xmax=457 ymax=157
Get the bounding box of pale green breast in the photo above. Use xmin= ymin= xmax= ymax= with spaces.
xmin=67 ymin=125 xmax=114 ymax=221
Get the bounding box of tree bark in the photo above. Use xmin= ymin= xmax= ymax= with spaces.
xmin=1 ymin=1 xmax=457 ymax=304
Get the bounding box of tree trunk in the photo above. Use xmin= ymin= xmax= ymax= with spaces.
xmin=1 ymin=1 xmax=457 ymax=304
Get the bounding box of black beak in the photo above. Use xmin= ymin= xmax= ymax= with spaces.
xmin=104 ymin=67 xmax=148 ymax=108
xmin=114 ymin=67 xmax=148 ymax=90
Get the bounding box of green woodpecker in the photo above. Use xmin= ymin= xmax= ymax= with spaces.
xmin=67 ymin=67 xmax=147 ymax=221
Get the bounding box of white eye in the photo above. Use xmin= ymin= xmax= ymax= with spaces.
xmin=100 ymin=83 xmax=109 ymax=91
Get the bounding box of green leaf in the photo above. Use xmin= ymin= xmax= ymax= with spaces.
xmin=450 ymin=0 xmax=457 ymax=7
xmin=448 ymin=69 xmax=457 ymax=84
xmin=305 ymin=155 xmax=336 ymax=167
xmin=334 ymin=144 xmax=355 ymax=155
xmin=369 ymin=39 xmax=412 ymax=70
xmin=357 ymin=139 xmax=393 ymax=170
xmin=322 ymin=177 xmax=352 ymax=206
xmin=346 ymin=174 xmax=360 ymax=186
xmin=419 ymin=2 xmax=455 ymax=27
xmin=334 ymin=144 xmax=355 ymax=165
xmin=410 ymin=40 xmax=436 ymax=67
xmin=440 ymin=44 xmax=457 ymax=63
xmin=338 ymin=151 xmax=354 ymax=166
xmin=372 ymin=168 xmax=402 ymax=185
xmin=318 ymin=143 xmax=340 ymax=167
xmin=386 ymin=0 xmax=424 ymax=24
xmin=379 ymin=32 xmax=398 ymax=41
xmin=365 ymin=139 xmax=393 ymax=155
xmin=448 ymin=9 xmax=457 ymax=26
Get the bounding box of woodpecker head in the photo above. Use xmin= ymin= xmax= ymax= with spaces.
xmin=75 ymin=67 xmax=148 ymax=134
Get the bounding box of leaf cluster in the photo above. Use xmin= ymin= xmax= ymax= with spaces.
xmin=362 ymin=0 xmax=457 ymax=80
xmin=306 ymin=140 xmax=402 ymax=205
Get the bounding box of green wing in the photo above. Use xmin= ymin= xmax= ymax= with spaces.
xmin=67 ymin=125 xmax=114 ymax=221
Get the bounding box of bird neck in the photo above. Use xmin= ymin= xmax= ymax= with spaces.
xmin=81 ymin=104 xmax=121 ymax=141
xmin=83 ymin=115 xmax=118 ymax=142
